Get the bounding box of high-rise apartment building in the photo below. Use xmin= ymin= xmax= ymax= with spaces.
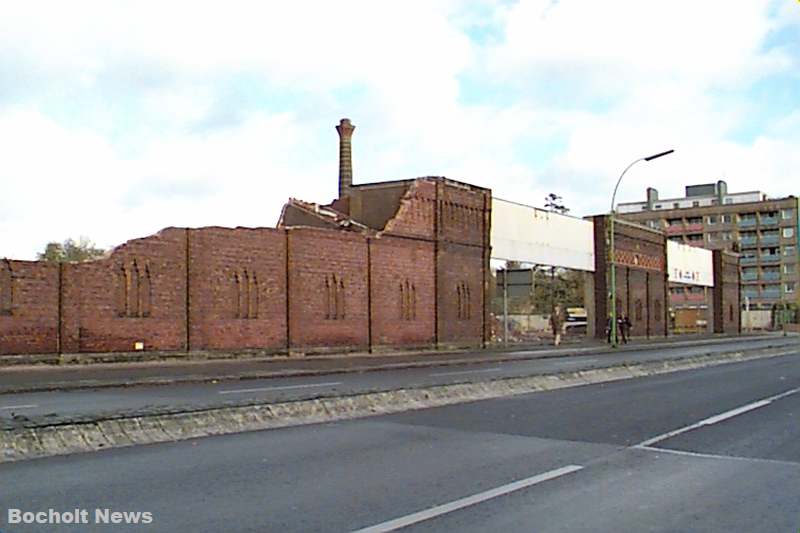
xmin=617 ymin=181 xmax=799 ymax=314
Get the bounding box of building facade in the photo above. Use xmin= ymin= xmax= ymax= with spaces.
xmin=618 ymin=181 xmax=799 ymax=315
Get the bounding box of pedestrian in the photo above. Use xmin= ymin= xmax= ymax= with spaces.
xmin=624 ymin=315 xmax=633 ymax=342
xmin=606 ymin=316 xmax=614 ymax=344
xmin=550 ymin=304 xmax=564 ymax=346
xmin=618 ymin=314 xmax=631 ymax=344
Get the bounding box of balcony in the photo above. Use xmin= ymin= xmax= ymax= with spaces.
xmin=742 ymin=290 xmax=760 ymax=300
xmin=740 ymin=256 xmax=758 ymax=265
xmin=741 ymin=271 xmax=759 ymax=281
xmin=665 ymin=225 xmax=685 ymax=235
xmin=760 ymin=216 xmax=778 ymax=226
xmin=760 ymin=235 xmax=779 ymax=246
xmin=762 ymin=289 xmax=782 ymax=299
xmin=762 ymin=271 xmax=781 ymax=281
xmin=739 ymin=236 xmax=757 ymax=247
xmin=685 ymin=223 xmax=704 ymax=232
xmin=760 ymin=254 xmax=780 ymax=264
xmin=738 ymin=218 xmax=757 ymax=228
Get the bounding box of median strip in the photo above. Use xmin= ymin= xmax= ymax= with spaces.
xmin=0 ymin=346 xmax=797 ymax=463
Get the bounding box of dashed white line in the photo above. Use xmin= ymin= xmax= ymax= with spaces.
xmin=218 ymin=382 xmax=342 ymax=395
xmin=0 ymin=404 xmax=38 ymax=411
xmin=351 ymin=464 xmax=584 ymax=533
xmin=430 ymin=367 xmax=502 ymax=377
xmin=637 ymin=385 xmax=800 ymax=447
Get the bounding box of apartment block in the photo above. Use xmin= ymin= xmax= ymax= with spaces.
xmin=618 ymin=181 xmax=799 ymax=313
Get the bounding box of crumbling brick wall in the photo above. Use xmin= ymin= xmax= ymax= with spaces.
xmin=0 ymin=177 xmax=492 ymax=356
xmin=0 ymin=260 xmax=59 ymax=354
xmin=60 ymin=228 xmax=188 ymax=353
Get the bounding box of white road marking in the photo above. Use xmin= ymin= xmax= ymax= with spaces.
xmin=0 ymin=404 xmax=38 ymax=410
xmin=634 ymin=445 xmax=800 ymax=467
xmin=430 ymin=367 xmax=502 ymax=377
xmin=351 ymin=464 xmax=583 ymax=533
xmin=637 ymin=385 xmax=800 ymax=447
xmin=218 ymin=382 xmax=342 ymax=395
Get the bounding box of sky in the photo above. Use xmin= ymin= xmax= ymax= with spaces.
xmin=1 ymin=0 xmax=798 ymax=260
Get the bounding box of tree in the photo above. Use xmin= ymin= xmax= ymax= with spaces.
xmin=544 ymin=193 xmax=570 ymax=215
xmin=38 ymin=237 xmax=106 ymax=263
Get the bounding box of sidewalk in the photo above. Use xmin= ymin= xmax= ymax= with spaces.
xmin=0 ymin=333 xmax=791 ymax=394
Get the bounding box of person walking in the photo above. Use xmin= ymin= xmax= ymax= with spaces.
xmin=618 ymin=314 xmax=631 ymax=344
xmin=550 ymin=304 xmax=564 ymax=346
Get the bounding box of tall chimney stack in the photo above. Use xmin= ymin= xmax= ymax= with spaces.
xmin=336 ymin=118 xmax=355 ymax=198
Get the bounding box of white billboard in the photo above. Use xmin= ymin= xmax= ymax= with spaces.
xmin=491 ymin=198 xmax=595 ymax=271
xmin=667 ymin=240 xmax=714 ymax=286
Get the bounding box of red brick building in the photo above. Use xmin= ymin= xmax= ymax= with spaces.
xmin=0 ymin=120 xmax=492 ymax=356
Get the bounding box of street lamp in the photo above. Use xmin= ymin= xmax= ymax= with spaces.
xmin=609 ymin=149 xmax=674 ymax=347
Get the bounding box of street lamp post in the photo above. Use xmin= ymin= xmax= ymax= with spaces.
xmin=609 ymin=149 xmax=674 ymax=348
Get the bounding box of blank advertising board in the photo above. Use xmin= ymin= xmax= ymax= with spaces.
xmin=491 ymin=198 xmax=595 ymax=271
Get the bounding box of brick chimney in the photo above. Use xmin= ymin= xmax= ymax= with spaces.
xmin=336 ymin=118 xmax=355 ymax=198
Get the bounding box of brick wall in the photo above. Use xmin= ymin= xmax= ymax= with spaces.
xmin=592 ymin=216 xmax=668 ymax=339
xmin=437 ymin=242 xmax=484 ymax=346
xmin=189 ymin=227 xmax=287 ymax=351
xmin=61 ymin=228 xmax=188 ymax=353
xmin=713 ymin=250 xmax=741 ymax=334
xmin=287 ymin=227 xmax=370 ymax=350
xmin=369 ymin=235 xmax=435 ymax=348
xmin=0 ymin=260 xmax=59 ymax=354
xmin=0 ymin=177 xmax=492 ymax=356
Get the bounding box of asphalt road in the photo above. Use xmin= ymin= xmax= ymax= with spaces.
xmin=0 ymin=336 xmax=796 ymax=425
xmin=2 ymin=351 xmax=800 ymax=532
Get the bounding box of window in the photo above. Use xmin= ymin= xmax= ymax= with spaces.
xmin=456 ymin=282 xmax=471 ymax=320
xmin=655 ymin=204 xmax=663 ymax=209
xmin=781 ymin=208 xmax=795 ymax=220
xmin=399 ymin=280 xmax=416 ymax=321
xmin=673 ymin=203 xmax=680 ymax=209
xmin=667 ymin=218 xmax=683 ymax=227
xmin=724 ymin=198 xmax=733 ymax=204
xmin=692 ymin=201 xmax=700 ymax=207
xmin=784 ymin=245 xmax=797 ymax=257
xmin=784 ymin=264 xmax=794 ymax=275
xmin=687 ymin=217 xmax=702 ymax=224
xmin=119 ymin=259 xmax=151 ymax=318
xmin=324 ymin=274 xmax=345 ymax=320
xmin=786 ymin=282 xmax=796 ymax=293
xmin=721 ymin=231 xmax=733 ymax=241
xmin=783 ymin=227 xmax=795 ymax=238
xmin=707 ymin=215 xmax=718 ymax=224
xmin=721 ymin=214 xmax=732 ymax=223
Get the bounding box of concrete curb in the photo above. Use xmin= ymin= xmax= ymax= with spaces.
xmin=1 ymin=346 xmax=796 ymax=463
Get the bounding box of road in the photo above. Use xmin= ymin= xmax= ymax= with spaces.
xmin=2 ymin=350 xmax=799 ymax=532
xmin=0 ymin=336 xmax=795 ymax=425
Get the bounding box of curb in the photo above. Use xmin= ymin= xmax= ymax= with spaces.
xmin=1 ymin=346 xmax=797 ymax=463
xmin=0 ymin=335 xmax=790 ymax=395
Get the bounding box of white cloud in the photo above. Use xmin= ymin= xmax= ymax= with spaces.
xmin=0 ymin=0 xmax=797 ymax=259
